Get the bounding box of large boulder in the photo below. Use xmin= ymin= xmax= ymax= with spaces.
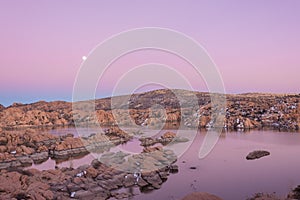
xmin=246 ymin=150 xmax=270 ymax=160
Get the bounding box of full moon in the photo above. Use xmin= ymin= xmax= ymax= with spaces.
xmin=82 ymin=56 xmax=87 ymax=60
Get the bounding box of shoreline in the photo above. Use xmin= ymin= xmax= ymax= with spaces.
xmin=0 ymin=89 xmax=298 ymax=131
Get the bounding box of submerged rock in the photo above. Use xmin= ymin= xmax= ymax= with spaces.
xmin=246 ymin=150 xmax=270 ymax=160
xmin=182 ymin=192 xmax=223 ymax=200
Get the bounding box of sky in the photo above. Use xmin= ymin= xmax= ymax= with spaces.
xmin=0 ymin=0 xmax=299 ymax=106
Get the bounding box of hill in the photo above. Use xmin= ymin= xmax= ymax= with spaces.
xmin=0 ymin=89 xmax=298 ymax=130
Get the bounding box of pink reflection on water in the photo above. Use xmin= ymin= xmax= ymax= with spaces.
xmin=30 ymin=129 xmax=300 ymax=200
xmin=136 ymin=130 xmax=300 ymax=200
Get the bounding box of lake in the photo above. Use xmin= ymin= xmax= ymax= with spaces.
xmin=31 ymin=128 xmax=300 ymax=200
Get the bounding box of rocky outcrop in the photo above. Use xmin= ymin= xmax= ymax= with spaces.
xmin=98 ymin=146 xmax=178 ymax=173
xmin=0 ymin=101 xmax=72 ymax=128
xmin=139 ymin=131 xmax=189 ymax=147
xmin=0 ymin=129 xmax=58 ymax=169
xmin=0 ymin=170 xmax=54 ymax=200
xmin=0 ymin=127 xmax=135 ymax=169
xmin=182 ymin=192 xmax=223 ymax=200
xmin=246 ymin=150 xmax=270 ymax=160
xmin=0 ymin=89 xmax=299 ymax=131
xmin=0 ymin=153 xmax=179 ymax=199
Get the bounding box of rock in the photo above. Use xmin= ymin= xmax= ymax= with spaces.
xmin=140 ymin=137 xmax=157 ymax=147
xmin=123 ymin=174 xmax=136 ymax=187
xmin=137 ymin=177 xmax=149 ymax=187
xmin=174 ymin=137 xmax=189 ymax=143
xmin=26 ymin=181 xmax=54 ymax=200
xmin=143 ymin=172 xmax=162 ymax=188
xmin=73 ymin=190 xmax=95 ymax=198
xmin=143 ymin=146 xmax=163 ymax=153
xmin=20 ymin=145 xmax=35 ymax=155
xmin=162 ymin=131 xmax=176 ymax=139
xmin=104 ymin=127 xmax=131 ymax=139
xmin=30 ymin=152 xmax=49 ymax=163
xmin=86 ymin=166 xmax=99 ymax=178
xmin=0 ymin=145 xmax=7 ymax=153
xmin=182 ymin=192 xmax=223 ymax=200
xmin=51 ymin=147 xmax=88 ymax=159
xmin=158 ymin=171 xmax=169 ymax=181
xmin=18 ymin=156 xmax=33 ymax=165
xmin=98 ymin=179 xmax=119 ymax=190
xmin=0 ymin=155 xmax=178 ymax=199
xmin=200 ymin=116 xmax=211 ymax=128
xmin=0 ymin=171 xmax=22 ymax=196
xmin=246 ymin=150 xmax=270 ymax=160
xmin=0 ymin=136 xmax=7 ymax=145
xmin=37 ymin=145 xmax=48 ymax=152
xmin=0 ymin=170 xmax=53 ymax=200
xmin=91 ymin=159 xmax=102 ymax=169
xmin=289 ymin=185 xmax=300 ymax=199
xmin=169 ymin=165 xmax=179 ymax=173
xmin=244 ymin=118 xmax=255 ymax=129
xmin=111 ymin=192 xmax=133 ymax=199
xmin=0 ymin=104 xmax=5 ymax=111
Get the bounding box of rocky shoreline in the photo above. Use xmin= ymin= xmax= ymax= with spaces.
xmin=0 ymin=127 xmax=133 ymax=170
xmin=0 ymin=126 xmax=182 ymax=199
xmin=0 ymin=90 xmax=298 ymax=131
xmin=0 ymin=89 xmax=299 ymax=199
xmin=0 ymin=156 xmax=179 ymax=200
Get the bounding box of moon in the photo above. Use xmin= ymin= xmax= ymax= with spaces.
xmin=82 ymin=56 xmax=87 ymax=60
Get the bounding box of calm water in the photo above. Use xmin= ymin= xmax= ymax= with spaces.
xmin=32 ymin=128 xmax=300 ymax=200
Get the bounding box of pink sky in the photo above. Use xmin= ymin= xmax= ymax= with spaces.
xmin=0 ymin=0 xmax=299 ymax=106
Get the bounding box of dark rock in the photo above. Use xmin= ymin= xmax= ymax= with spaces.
xmin=290 ymin=185 xmax=300 ymax=199
xmin=246 ymin=150 xmax=270 ymax=160
xmin=158 ymin=171 xmax=169 ymax=181
xmin=169 ymin=165 xmax=179 ymax=173
xmin=143 ymin=172 xmax=162 ymax=187
xmin=18 ymin=156 xmax=33 ymax=165
xmin=140 ymin=185 xmax=155 ymax=193
xmin=91 ymin=159 xmax=101 ymax=168
xmin=30 ymin=152 xmax=49 ymax=163
xmin=137 ymin=177 xmax=149 ymax=187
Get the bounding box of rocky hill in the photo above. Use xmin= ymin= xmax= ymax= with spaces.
xmin=0 ymin=89 xmax=299 ymax=130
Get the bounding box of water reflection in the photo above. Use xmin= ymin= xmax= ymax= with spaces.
xmin=22 ymin=128 xmax=300 ymax=200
